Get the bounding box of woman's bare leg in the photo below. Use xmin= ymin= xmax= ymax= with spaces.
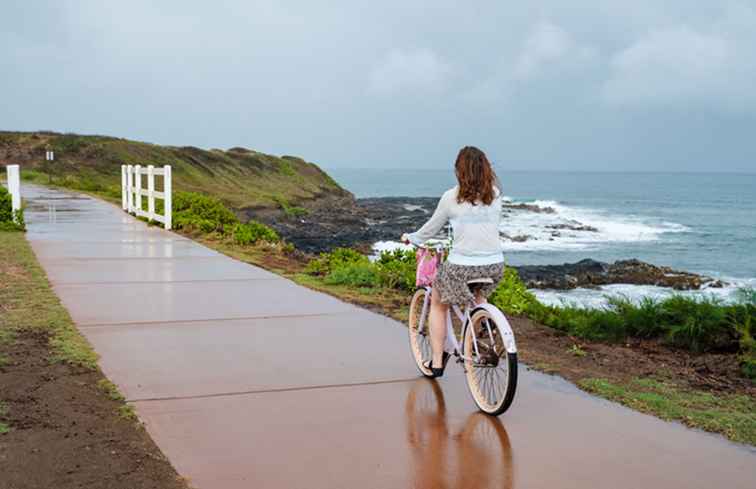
xmin=429 ymin=287 xmax=449 ymax=368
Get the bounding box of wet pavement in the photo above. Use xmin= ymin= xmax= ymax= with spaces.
xmin=23 ymin=185 xmax=756 ymax=488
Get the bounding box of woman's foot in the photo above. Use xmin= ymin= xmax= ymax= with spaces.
xmin=423 ymin=352 xmax=451 ymax=378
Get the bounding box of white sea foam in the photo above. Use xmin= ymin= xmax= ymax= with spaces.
xmin=500 ymin=199 xmax=689 ymax=251
xmin=533 ymin=278 xmax=756 ymax=309
xmin=372 ymin=240 xmax=414 ymax=255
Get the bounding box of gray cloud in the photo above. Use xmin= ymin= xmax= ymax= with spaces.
xmin=1 ymin=0 xmax=755 ymax=172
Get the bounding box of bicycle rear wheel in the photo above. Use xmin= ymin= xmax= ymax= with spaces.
xmin=408 ymin=288 xmax=434 ymax=377
xmin=463 ymin=308 xmax=517 ymax=415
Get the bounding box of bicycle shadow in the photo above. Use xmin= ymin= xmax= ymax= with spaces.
xmin=405 ymin=378 xmax=515 ymax=489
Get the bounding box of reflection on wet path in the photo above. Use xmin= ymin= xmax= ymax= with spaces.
xmin=406 ymin=379 xmax=514 ymax=489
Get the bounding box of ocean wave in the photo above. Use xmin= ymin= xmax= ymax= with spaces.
xmin=533 ymin=278 xmax=756 ymax=309
xmin=500 ymin=199 xmax=689 ymax=251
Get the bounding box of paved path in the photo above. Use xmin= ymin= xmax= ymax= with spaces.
xmin=24 ymin=185 xmax=755 ymax=489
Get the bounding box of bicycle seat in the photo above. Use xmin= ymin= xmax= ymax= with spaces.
xmin=466 ymin=278 xmax=494 ymax=285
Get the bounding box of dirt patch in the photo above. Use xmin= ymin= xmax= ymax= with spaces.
xmin=0 ymin=329 xmax=190 ymax=489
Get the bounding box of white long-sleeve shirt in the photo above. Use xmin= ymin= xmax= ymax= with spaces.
xmin=407 ymin=186 xmax=504 ymax=266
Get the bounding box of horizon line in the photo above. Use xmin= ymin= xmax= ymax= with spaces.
xmin=321 ymin=167 xmax=756 ymax=176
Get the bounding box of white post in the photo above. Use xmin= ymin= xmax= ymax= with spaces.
xmin=126 ymin=165 xmax=134 ymax=213
xmin=121 ymin=165 xmax=127 ymax=210
xmin=164 ymin=165 xmax=172 ymax=230
xmin=7 ymin=165 xmax=21 ymax=221
xmin=147 ymin=165 xmax=155 ymax=221
xmin=134 ymin=164 xmax=142 ymax=215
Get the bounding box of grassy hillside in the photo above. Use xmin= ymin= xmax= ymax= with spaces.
xmin=0 ymin=131 xmax=350 ymax=210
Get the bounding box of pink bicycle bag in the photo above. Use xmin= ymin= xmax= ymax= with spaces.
xmin=416 ymin=248 xmax=442 ymax=287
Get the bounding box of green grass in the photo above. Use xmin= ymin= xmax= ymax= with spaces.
xmin=3 ymin=130 xmax=346 ymax=211
xmin=580 ymin=377 xmax=756 ymax=445
xmin=97 ymin=379 xmax=126 ymax=402
xmin=273 ymin=195 xmax=309 ymax=217
xmin=118 ymin=404 xmax=138 ymax=421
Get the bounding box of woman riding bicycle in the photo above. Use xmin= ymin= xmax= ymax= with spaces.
xmin=402 ymin=146 xmax=504 ymax=377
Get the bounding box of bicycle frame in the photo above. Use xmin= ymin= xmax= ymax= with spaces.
xmin=416 ymin=285 xmax=517 ymax=364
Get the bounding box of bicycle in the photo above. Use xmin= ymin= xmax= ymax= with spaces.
xmin=407 ymin=246 xmax=518 ymax=416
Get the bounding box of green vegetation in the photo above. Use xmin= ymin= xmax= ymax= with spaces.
xmin=273 ymin=195 xmax=309 ymax=218
xmin=172 ymin=191 xmax=239 ymax=233
xmin=97 ymin=379 xmax=126 ymax=402
xmin=167 ymin=190 xmax=281 ymax=248
xmin=233 ymin=221 xmax=280 ymax=245
xmin=1 ymin=131 xmax=346 ymax=210
xmin=305 ymin=248 xmax=417 ymax=291
xmin=0 ymin=186 xmax=24 ymax=232
xmin=488 ymin=267 xmax=534 ymax=315
xmin=526 ymin=293 xmax=755 ymax=359
xmin=580 ymin=377 xmax=756 ymax=445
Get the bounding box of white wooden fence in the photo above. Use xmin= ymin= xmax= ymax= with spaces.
xmin=5 ymin=165 xmax=21 ymax=222
xmin=121 ymin=164 xmax=172 ymax=230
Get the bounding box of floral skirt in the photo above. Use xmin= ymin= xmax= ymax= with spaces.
xmin=434 ymin=261 xmax=504 ymax=305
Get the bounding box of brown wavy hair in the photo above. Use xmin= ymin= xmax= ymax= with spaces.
xmin=455 ymin=146 xmax=498 ymax=205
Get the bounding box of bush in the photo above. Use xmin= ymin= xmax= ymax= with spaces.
xmin=324 ymin=262 xmax=381 ymax=287
xmin=305 ymin=247 xmax=368 ymax=276
xmin=233 ymin=221 xmax=279 ymax=245
xmin=663 ymin=296 xmax=730 ymax=352
xmin=375 ymin=250 xmax=416 ymax=291
xmin=608 ymin=296 xmax=665 ymax=338
xmin=0 ymin=186 xmax=24 ymax=231
xmin=489 ymin=267 xmax=539 ymax=315
xmin=172 ymin=191 xmax=238 ymax=234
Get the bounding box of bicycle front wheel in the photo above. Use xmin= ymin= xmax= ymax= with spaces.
xmin=408 ymin=288 xmax=434 ymax=378
xmin=463 ymin=308 xmax=517 ymax=415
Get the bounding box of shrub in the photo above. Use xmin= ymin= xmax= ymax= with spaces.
xmin=375 ymin=250 xmax=416 ymax=291
xmin=663 ymin=296 xmax=730 ymax=352
xmin=172 ymin=191 xmax=238 ymax=234
xmin=608 ymin=296 xmax=665 ymax=338
xmin=324 ymin=262 xmax=381 ymax=287
xmin=489 ymin=267 xmax=539 ymax=315
xmin=0 ymin=185 xmax=13 ymax=223
xmin=305 ymin=247 xmax=368 ymax=276
xmin=233 ymin=221 xmax=279 ymax=245
xmin=0 ymin=186 xmax=24 ymax=231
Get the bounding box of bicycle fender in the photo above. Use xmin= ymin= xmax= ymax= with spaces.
xmin=471 ymin=304 xmax=517 ymax=354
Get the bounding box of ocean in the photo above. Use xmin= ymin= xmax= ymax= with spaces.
xmin=323 ymin=168 xmax=756 ymax=307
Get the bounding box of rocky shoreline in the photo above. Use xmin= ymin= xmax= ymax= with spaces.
xmin=513 ymin=259 xmax=722 ymax=291
xmin=247 ymin=196 xmax=719 ymax=291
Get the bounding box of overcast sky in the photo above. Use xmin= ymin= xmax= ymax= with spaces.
xmin=2 ymin=1 xmax=755 ymax=172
